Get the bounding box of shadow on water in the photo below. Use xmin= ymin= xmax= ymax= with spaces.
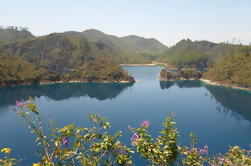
xmin=0 ymin=82 xmax=134 ymax=107
xmin=159 ymin=80 xmax=251 ymax=122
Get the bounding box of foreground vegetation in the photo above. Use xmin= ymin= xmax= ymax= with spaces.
xmin=1 ymin=99 xmax=250 ymax=165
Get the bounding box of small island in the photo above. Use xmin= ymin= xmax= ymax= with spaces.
xmin=0 ymin=56 xmax=135 ymax=86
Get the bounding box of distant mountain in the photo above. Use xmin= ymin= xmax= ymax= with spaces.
xmin=120 ymin=35 xmax=167 ymax=53
xmin=0 ymin=27 xmax=34 ymax=43
xmin=67 ymin=29 xmax=168 ymax=54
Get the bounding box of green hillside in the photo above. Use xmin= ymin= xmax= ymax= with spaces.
xmin=0 ymin=27 xmax=34 ymax=43
xmin=67 ymin=29 xmax=168 ymax=63
xmin=157 ymin=39 xmax=244 ymax=70
xmin=0 ymin=55 xmax=135 ymax=86
xmin=121 ymin=35 xmax=167 ymax=52
xmin=67 ymin=57 xmax=135 ymax=82
xmin=76 ymin=29 xmax=168 ymax=53
xmin=0 ymin=33 xmax=122 ymax=70
xmin=0 ymin=55 xmax=60 ymax=86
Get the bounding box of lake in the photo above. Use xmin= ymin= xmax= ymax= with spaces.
xmin=0 ymin=66 xmax=251 ymax=165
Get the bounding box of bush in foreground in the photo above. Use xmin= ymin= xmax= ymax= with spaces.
xmin=0 ymin=99 xmax=250 ymax=166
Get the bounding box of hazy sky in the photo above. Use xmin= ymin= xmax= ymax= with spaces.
xmin=1 ymin=0 xmax=251 ymax=46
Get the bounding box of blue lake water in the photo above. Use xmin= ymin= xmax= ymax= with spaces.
xmin=0 ymin=66 xmax=251 ymax=165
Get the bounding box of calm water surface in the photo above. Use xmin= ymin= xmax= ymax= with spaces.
xmin=0 ymin=66 xmax=251 ymax=165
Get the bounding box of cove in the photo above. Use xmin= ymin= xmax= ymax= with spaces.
xmin=0 ymin=66 xmax=250 ymax=165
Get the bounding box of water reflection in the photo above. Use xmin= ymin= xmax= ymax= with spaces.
xmin=176 ymin=80 xmax=203 ymax=88
xmin=159 ymin=81 xmax=174 ymax=89
xmin=205 ymin=85 xmax=251 ymax=122
xmin=159 ymin=80 xmax=251 ymax=122
xmin=159 ymin=80 xmax=203 ymax=89
xmin=0 ymin=82 xmax=134 ymax=107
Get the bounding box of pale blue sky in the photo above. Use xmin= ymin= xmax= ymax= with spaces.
xmin=1 ymin=0 xmax=251 ymax=46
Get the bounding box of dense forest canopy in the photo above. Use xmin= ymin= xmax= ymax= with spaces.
xmin=203 ymin=47 xmax=251 ymax=87
xmin=157 ymin=39 xmax=250 ymax=70
xmin=0 ymin=55 xmax=135 ymax=86
xmin=0 ymin=55 xmax=60 ymax=86
xmin=66 ymin=57 xmax=135 ymax=82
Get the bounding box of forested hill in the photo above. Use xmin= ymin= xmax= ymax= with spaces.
xmin=0 ymin=27 xmax=34 ymax=43
xmin=156 ymin=39 xmax=251 ymax=88
xmin=0 ymin=33 xmax=116 ymax=70
xmin=0 ymin=55 xmax=135 ymax=86
xmin=157 ymin=39 xmax=247 ymax=70
xmin=0 ymin=29 xmax=168 ymax=70
xmin=1 ymin=27 xmax=251 ymax=89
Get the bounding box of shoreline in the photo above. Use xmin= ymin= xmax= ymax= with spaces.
xmin=120 ymin=63 xmax=162 ymax=67
xmin=40 ymin=80 xmax=133 ymax=85
xmin=120 ymin=61 xmax=168 ymax=67
xmin=158 ymin=77 xmax=251 ymax=91
xmin=199 ymin=79 xmax=251 ymax=91
xmin=0 ymin=79 xmax=135 ymax=87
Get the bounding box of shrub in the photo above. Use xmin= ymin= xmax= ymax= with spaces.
xmin=1 ymin=99 xmax=250 ymax=165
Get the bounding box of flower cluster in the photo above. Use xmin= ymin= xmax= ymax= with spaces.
xmin=62 ymin=137 xmax=68 ymax=146
xmin=141 ymin=120 xmax=150 ymax=128
xmin=199 ymin=145 xmax=208 ymax=155
xmin=15 ymin=100 xmax=24 ymax=107
xmin=130 ymin=133 xmax=139 ymax=146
